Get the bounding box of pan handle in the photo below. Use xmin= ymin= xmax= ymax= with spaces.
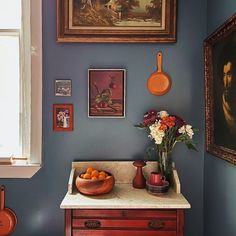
xmin=0 ymin=185 xmax=5 ymax=210
xmin=157 ymin=52 xmax=163 ymax=73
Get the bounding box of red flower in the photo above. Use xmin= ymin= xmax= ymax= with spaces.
xmin=160 ymin=116 xmax=176 ymax=129
xmin=173 ymin=115 xmax=186 ymax=127
xmin=143 ymin=110 xmax=158 ymax=126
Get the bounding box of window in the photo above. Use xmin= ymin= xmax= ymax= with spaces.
xmin=0 ymin=0 xmax=42 ymax=178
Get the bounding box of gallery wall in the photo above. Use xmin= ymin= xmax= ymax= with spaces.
xmin=204 ymin=1 xmax=236 ymax=235
xmin=1 ymin=0 xmax=206 ymax=235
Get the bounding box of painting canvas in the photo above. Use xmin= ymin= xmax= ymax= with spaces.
xmin=72 ymin=0 xmax=163 ymax=27
xmin=57 ymin=0 xmax=177 ymax=42
xmin=88 ymin=69 xmax=125 ymax=118
xmin=205 ymin=13 xmax=236 ymax=165
xmin=55 ymin=79 xmax=72 ymax=96
xmin=53 ymin=104 xmax=74 ymax=131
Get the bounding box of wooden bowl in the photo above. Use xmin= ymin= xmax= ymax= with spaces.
xmin=75 ymin=172 xmax=115 ymax=196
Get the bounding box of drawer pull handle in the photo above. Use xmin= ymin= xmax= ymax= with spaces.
xmin=122 ymin=211 xmax=127 ymax=217
xmin=84 ymin=220 xmax=101 ymax=229
xmin=148 ymin=220 xmax=165 ymax=230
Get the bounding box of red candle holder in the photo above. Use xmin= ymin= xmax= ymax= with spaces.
xmin=132 ymin=160 xmax=146 ymax=189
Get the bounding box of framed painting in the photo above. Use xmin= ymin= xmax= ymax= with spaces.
xmin=55 ymin=79 xmax=72 ymax=96
xmin=88 ymin=69 xmax=125 ymax=118
xmin=204 ymin=13 xmax=236 ymax=165
xmin=57 ymin=0 xmax=177 ymax=43
xmin=53 ymin=104 xmax=74 ymax=131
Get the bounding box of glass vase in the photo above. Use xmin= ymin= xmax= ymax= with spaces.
xmin=158 ymin=151 xmax=173 ymax=183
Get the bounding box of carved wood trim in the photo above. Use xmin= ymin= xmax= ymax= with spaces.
xmin=57 ymin=0 xmax=177 ymax=43
xmin=204 ymin=13 xmax=236 ymax=165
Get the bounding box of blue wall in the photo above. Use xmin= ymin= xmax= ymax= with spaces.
xmin=1 ymin=0 xmax=206 ymax=235
xmin=204 ymin=1 xmax=236 ymax=236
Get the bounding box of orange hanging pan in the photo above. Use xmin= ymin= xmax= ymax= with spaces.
xmin=147 ymin=52 xmax=172 ymax=96
xmin=0 ymin=186 xmax=17 ymax=236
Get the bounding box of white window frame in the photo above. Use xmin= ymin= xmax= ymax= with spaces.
xmin=0 ymin=0 xmax=42 ymax=178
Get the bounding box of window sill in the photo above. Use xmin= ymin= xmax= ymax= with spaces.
xmin=0 ymin=164 xmax=41 ymax=178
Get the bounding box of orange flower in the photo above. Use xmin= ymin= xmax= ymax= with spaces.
xmin=159 ymin=124 xmax=168 ymax=131
xmin=160 ymin=116 xmax=176 ymax=128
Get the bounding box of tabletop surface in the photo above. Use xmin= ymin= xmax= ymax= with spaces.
xmin=60 ymin=183 xmax=191 ymax=209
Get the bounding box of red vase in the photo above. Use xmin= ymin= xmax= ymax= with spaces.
xmin=132 ymin=160 xmax=146 ymax=189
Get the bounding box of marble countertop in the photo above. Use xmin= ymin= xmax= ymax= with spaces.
xmin=60 ymin=183 xmax=191 ymax=209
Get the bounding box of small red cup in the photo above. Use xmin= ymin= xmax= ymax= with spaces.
xmin=149 ymin=172 xmax=166 ymax=186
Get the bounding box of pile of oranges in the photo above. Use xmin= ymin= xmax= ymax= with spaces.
xmin=80 ymin=167 xmax=111 ymax=181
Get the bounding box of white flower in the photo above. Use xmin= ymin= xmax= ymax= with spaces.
xmin=159 ymin=110 xmax=169 ymax=119
xmin=178 ymin=125 xmax=194 ymax=139
xmin=149 ymin=122 xmax=165 ymax=144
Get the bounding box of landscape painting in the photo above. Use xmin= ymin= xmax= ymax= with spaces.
xmin=71 ymin=0 xmax=164 ymax=28
xmin=57 ymin=0 xmax=177 ymax=42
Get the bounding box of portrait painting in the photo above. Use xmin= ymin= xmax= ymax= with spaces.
xmin=57 ymin=0 xmax=177 ymax=42
xmin=205 ymin=13 xmax=236 ymax=164
xmin=53 ymin=104 xmax=74 ymax=131
xmin=88 ymin=69 xmax=125 ymax=118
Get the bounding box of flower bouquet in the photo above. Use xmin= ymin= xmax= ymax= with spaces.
xmin=135 ymin=110 xmax=197 ymax=181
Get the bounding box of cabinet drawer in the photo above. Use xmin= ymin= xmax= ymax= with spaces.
xmin=73 ymin=218 xmax=176 ymax=230
xmin=72 ymin=229 xmax=177 ymax=236
xmin=73 ymin=209 xmax=176 ymax=219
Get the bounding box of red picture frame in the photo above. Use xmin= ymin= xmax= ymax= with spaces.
xmin=88 ymin=69 xmax=126 ymax=118
xmin=53 ymin=104 xmax=73 ymax=131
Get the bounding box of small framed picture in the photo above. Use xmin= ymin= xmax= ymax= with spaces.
xmin=53 ymin=104 xmax=73 ymax=131
xmin=88 ymin=69 xmax=126 ymax=118
xmin=55 ymin=79 xmax=72 ymax=96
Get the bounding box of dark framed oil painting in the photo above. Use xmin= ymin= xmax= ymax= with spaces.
xmin=57 ymin=0 xmax=177 ymax=43
xmin=88 ymin=69 xmax=125 ymax=118
xmin=204 ymin=13 xmax=236 ymax=165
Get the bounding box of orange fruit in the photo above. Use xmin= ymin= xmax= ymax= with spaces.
xmin=86 ymin=167 xmax=94 ymax=174
xmin=83 ymin=173 xmax=91 ymax=179
xmin=99 ymin=171 xmax=106 ymax=176
xmin=91 ymin=176 xmax=98 ymax=180
xmin=80 ymin=174 xmax=85 ymax=178
xmin=91 ymin=170 xmax=99 ymax=177
xmin=98 ymin=174 xmax=105 ymax=180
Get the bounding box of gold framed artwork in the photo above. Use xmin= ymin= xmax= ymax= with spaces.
xmin=57 ymin=0 xmax=177 ymax=43
xmin=204 ymin=13 xmax=236 ymax=165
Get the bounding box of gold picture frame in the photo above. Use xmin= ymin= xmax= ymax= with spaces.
xmin=204 ymin=13 xmax=236 ymax=165
xmin=57 ymin=0 xmax=177 ymax=43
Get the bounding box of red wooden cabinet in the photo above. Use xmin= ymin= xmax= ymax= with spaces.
xmin=64 ymin=209 xmax=184 ymax=236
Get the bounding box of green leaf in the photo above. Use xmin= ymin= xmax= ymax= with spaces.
xmin=134 ymin=123 xmax=145 ymax=128
xmin=186 ymin=142 xmax=198 ymax=151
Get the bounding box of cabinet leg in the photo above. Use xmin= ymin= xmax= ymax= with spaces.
xmin=65 ymin=209 xmax=72 ymax=236
xmin=177 ymin=209 xmax=184 ymax=236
